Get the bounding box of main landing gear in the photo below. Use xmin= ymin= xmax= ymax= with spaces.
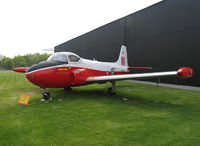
xmin=63 ymin=87 xmax=72 ymax=91
xmin=41 ymin=89 xmax=50 ymax=100
xmin=107 ymin=81 xmax=116 ymax=96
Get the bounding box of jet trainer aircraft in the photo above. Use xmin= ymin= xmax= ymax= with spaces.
xmin=14 ymin=45 xmax=194 ymax=100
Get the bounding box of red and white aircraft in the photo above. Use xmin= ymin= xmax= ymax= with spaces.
xmin=14 ymin=45 xmax=194 ymax=100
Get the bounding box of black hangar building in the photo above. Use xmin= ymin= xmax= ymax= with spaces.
xmin=55 ymin=0 xmax=200 ymax=87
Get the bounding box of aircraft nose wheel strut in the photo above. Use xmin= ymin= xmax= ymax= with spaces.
xmin=107 ymin=81 xmax=116 ymax=96
xmin=41 ymin=89 xmax=50 ymax=100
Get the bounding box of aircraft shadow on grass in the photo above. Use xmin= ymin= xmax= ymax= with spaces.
xmin=47 ymin=86 xmax=183 ymax=111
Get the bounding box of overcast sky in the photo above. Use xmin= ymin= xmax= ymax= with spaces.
xmin=0 ymin=0 xmax=161 ymax=58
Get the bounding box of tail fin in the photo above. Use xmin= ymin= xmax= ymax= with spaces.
xmin=116 ymin=45 xmax=128 ymax=66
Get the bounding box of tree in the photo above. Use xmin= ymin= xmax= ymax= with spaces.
xmin=0 ymin=53 xmax=51 ymax=70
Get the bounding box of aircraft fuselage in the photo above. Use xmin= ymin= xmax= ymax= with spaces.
xmin=26 ymin=58 xmax=129 ymax=89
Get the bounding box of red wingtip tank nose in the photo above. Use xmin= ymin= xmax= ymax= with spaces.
xmin=13 ymin=67 xmax=30 ymax=73
xmin=177 ymin=67 xmax=194 ymax=78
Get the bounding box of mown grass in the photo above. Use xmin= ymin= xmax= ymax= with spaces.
xmin=0 ymin=71 xmax=200 ymax=146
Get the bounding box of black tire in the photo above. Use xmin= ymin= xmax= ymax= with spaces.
xmin=43 ymin=92 xmax=50 ymax=100
xmin=112 ymin=92 xmax=116 ymax=96
xmin=107 ymin=87 xmax=112 ymax=94
xmin=107 ymin=87 xmax=116 ymax=96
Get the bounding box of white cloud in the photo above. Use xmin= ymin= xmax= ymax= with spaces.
xmin=0 ymin=0 xmax=161 ymax=57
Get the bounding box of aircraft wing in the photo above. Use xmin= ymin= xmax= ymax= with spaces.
xmin=86 ymin=67 xmax=193 ymax=83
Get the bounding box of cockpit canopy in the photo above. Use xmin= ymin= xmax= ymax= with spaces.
xmin=47 ymin=52 xmax=81 ymax=63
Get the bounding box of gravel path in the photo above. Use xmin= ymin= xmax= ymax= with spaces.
xmin=128 ymin=80 xmax=200 ymax=91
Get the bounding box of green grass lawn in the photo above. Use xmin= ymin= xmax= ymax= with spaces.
xmin=0 ymin=71 xmax=200 ymax=146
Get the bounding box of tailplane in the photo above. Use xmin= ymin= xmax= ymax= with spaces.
xmin=116 ymin=45 xmax=128 ymax=66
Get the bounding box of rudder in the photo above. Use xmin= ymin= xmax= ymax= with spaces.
xmin=116 ymin=45 xmax=128 ymax=66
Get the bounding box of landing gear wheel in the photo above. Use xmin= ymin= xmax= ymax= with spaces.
xmin=107 ymin=81 xmax=116 ymax=96
xmin=107 ymin=87 xmax=116 ymax=96
xmin=41 ymin=90 xmax=50 ymax=100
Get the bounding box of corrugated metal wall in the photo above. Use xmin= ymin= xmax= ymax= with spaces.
xmin=55 ymin=19 xmax=125 ymax=62
xmin=55 ymin=0 xmax=200 ymax=87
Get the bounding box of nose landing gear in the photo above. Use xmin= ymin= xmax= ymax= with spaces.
xmin=41 ymin=89 xmax=50 ymax=100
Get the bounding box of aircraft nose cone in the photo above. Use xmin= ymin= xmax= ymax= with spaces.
xmin=26 ymin=60 xmax=69 ymax=88
xmin=25 ymin=61 xmax=62 ymax=88
xmin=26 ymin=67 xmax=41 ymax=87
xmin=26 ymin=63 xmax=47 ymax=88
